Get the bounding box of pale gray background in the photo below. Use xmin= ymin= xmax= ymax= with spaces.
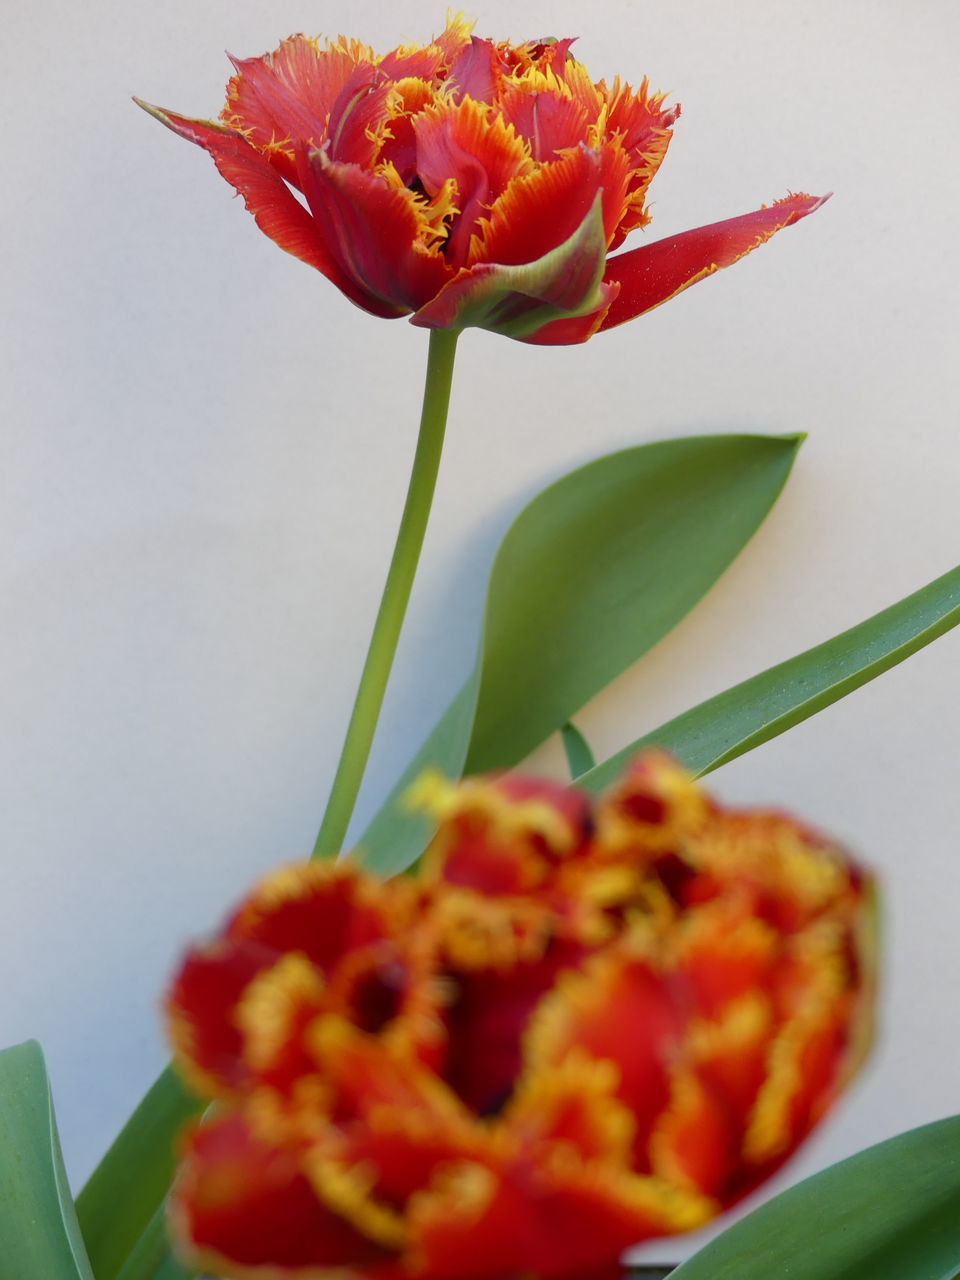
xmin=1 ymin=0 xmax=957 ymax=1263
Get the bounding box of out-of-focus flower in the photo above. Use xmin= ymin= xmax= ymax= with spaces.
xmin=166 ymin=753 xmax=875 ymax=1280
xmin=138 ymin=18 xmax=828 ymax=344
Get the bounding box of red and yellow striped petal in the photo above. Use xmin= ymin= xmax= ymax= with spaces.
xmin=445 ymin=37 xmax=502 ymax=104
xmin=299 ymin=151 xmax=452 ymax=314
xmin=599 ymin=193 xmax=830 ymax=331
xmin=408 ymin=1151 xmax=712 ymax=1280
xmin=169 ymin=1109 xmax=389 ymax=1280
xmin=225 ymin=862 xmax=407 ymax=971
xmin=498 ymin=80 xmax=591 ymax=162
xmin=503 ymin=1048 xmax=636 ymax=1164
xmin=526 ymin=946 xmax=685 ymax=1162
xmin=472 ymin=143 xmax=631 ymax=266
xmin=223 ymin=38 xmax=355 ymax=172
xmin=135 ymin=104 xmax=396 ymax=316
xmin=411 ymin=190 xmax=611 ymax=338
xmin=413 ymin=96 xmax=533 ymax=267
xmin=438 ymin=940 xmax=587 ymax=1115
xmin=167 ymin=939 xmax=277 ymax=1097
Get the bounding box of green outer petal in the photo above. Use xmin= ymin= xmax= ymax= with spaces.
xmin=354 ymin=433 xmax=802 ymax=875
xmin=670 ymin=1114 xmax=960 ymax=1280
xmin=577 ymin=562 xmax=960 ymax=791
xmin=0 ymin=1040 xmax=95 ymax=1280
xmin=410 ymin=193 xmax=609 ymax=337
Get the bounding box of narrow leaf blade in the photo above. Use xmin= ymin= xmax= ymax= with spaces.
xmin=76 ymin=1064 xmax=202 ymax=1280
xmin=0 ymin=1040 xmax=95 ymax=1280
xmin=670 ymin=1115 xmax=960 ymax=1280
xmin=579 ymin=563 xmax=960 ymax=791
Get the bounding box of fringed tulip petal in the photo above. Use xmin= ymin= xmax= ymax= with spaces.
xmin=225 ymin=862 xmax=406 ymax=969
xmin=167 ymin=940 xmax=277 ymax=1096
xmin=223 ymin=40 xmax=347 ymax=173
xmin=599 ymin=192 xmax=831 ymax=332
xmin=299 ymin=151 xmax=452 ymax=315
xmin=412 ymin=95 xmax=533 ymax=267
xmin=135 ymin=103 xmax=392 ymax=315
xmin=170 ymin=1110 xmax=389 ymax=1279
xmin=410 ymin=194 xmax=612 ymax=338
xmin=409 ymin=1153 xmax=712 ymax=1280
xmin=499 ymin=82 xmax=592 ymax=163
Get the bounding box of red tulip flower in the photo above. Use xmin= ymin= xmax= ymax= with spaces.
xmin=138 ymin=18 xmax=828 ymax=344
xmin=166 ymin=753 xmax=874 ymax=1280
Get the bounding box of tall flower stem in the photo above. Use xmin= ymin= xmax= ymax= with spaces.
xmin=314 ymin=328 xmax=459 ymax=857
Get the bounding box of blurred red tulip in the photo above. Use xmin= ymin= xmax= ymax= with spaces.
xmin=166 ymin=753 xmax=874 ymax=1280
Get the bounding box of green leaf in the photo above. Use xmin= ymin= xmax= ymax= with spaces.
xmin=356 ymin=433 xmax=802 ymax=874
xmin=0 ymin=1039 xmax=95 ymax=1280
xmin=670 ymin=1114 xmax=960 ymax=1280
xmin=76 ymin=1065 xmax=202 ymax=1280
xmin=113 ymin=1205 xmax=194 ymax=1280
xmin=561 ymin=720 xmax=596 ymax=778
xmin=578 ymin=563 xmax=960 ymax=791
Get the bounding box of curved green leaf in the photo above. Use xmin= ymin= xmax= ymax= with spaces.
xmin=671 ymin=1114 xmax=960 ymax=1280
xmin=356 ymin=433 xmax=802 ymax=874
xmin=76 ymin=1064 xmax=201 ymax=1280
xmin=579 ymin=563 xmax=960 ymax=791
xmin=0 ymin=1039 xmax=95 ymax=1280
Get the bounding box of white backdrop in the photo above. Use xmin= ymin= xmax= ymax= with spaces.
xmin=2 ymin=0 xmax=958 ymax=1264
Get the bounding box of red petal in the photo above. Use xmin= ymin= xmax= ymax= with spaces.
xmin=413 ymin=96 xmax=533 ymax=266
xmin=225 ymin=862 xmax=404 ymax=972
xmin=299 ymin=151 xmax=452 ymax=313
xmin=167 ymin=939 xmax=275 ymax=1095
xmin=371 ymin=77 xmax=437 ymax=185
xmin=325 ymin=67 xmax=395 ymax=167
xmin=649 ymin=1070 xmax=738 ymax=1197
xmin=410 ymin=1154 xmax=710 ymax=1280
xmin=516 ymin=287 xmax=618 ymax=346
xmin=498 ymin=85 xmax=591 ymax=161
xmin=526 ymin=948 xmax=685 ymax=1166
xmin=504 ymin=1050 xmax=635 ymax=1164
xmin=136 ymin=102 xmax=397 ymax=317
xmin=411 ymin=191 xmax=611 ymax=338
xmin=445 ymin=37 xmax=501 ymax=103
xmin=222 ymin=36 xmax=373 ymax=181
xmin=600 ymin=192 xmax=830 ymax=331
xmin=441 ymin=942 xmax=585 ymax=1115
xmin=379 ymin=46 xmax=445 ymax=81
xmin=170 ymin=1109 xmax=388 ymax=1277
xmin=473 ymin=144 xmax=630 ymax=267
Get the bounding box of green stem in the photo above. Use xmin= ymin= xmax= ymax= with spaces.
xmin=313 ymin=328 xmax=459 ymax=857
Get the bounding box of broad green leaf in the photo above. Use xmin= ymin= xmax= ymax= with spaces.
xmin=670 ymin=1114 xmax=960 ymax=1280
xmin=0 ymin=1039 xmax=95 ymax=1280
xmin=76 ymin=1065 xmax=201 ymax=1280
xmin=356 ymin=433 xmax=802 ymax=874
xmin=561 ymin=720 xmax=596 ymax=777
xmin=578 ymin=563 xmax=960 ymax=791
